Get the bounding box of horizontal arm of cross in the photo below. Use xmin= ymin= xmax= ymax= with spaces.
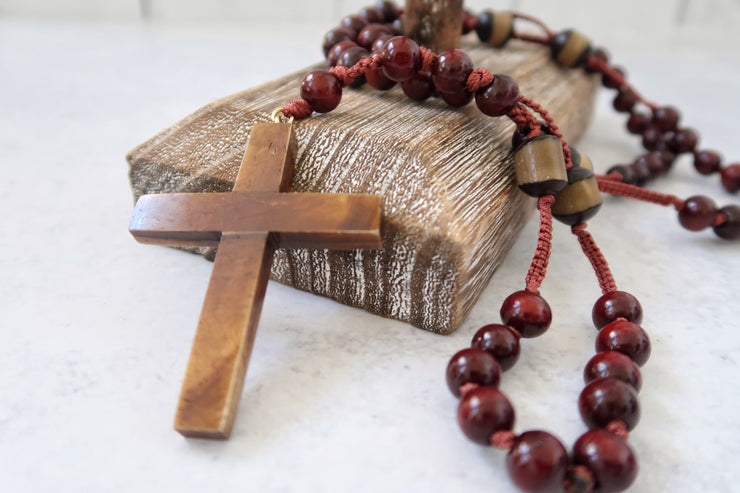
xmin=129 ymin=191 xmax=383 ymax=250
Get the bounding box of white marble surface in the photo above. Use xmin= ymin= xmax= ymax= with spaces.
xmin=1 ymin=17 xmax=739 ymax=493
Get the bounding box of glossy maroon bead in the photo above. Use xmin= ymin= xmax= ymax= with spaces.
xmin=678 ymin=195 xmax=717 ymax=231
xmin=634 ymin=152 xmax=666 ymax=177
xmin=432 ymin=49 xmax=473 ymax=95
xmin=579 ymin=377 xmax=640 ymax=430
xmin=585 ymin=48 xmax=609 ymax=74
xmin=341 ymin=15 xmax=368 ymax=36
xmin=391 ymin=18 xmax=404 ymax=34
xmin=626 ymin=112 xmax=650 ymax=135
xmin=573 ymin=429 xmax=638 ymax=493
xmin=584 ymin=352 xmax=642 ymax=392
xmin=457 ymin=387 xmax=515 ymax=445
xmin=669 ymin=128 xmax=699 ymax=154
xmin=602 ymin=66 xmax=625 ymax=89
xmin=651 ymin=106 xmax=680 ymax=132
xmin=381 ymin=36 xmax=422 ymax=82
xmin=475 ymin=74 xmax=520 ymax=117
xmin=714 ymin=205 xmax=740 ymax=240
xmin=371 ymin=34 xmax=392 ymax=53
xmin=658 ymin=149 xmax=676 ymax=169
xmin=630 ymin=159 xmax=651 ymax=186
xmin=506 ymin=431 xmax=569 ymax=493
xmin=693 ymin=150 xmax=721 ymax=175
xmin=641 ymin=126 xmax=663 ymax=152
xmin=337 ymin=46 xmax=370 ymax=88
xmin=606 ymin=165 xmax=635 ymax=185
xmin=446 ymin=348 xmax=502 ymax=398
xmin=357 ymin=23 xmax=393 ymax=50
xmin=721 ymin=163 xmax=740 ymax=193
xmin=375 ymin=1 xmax=400 ymax=22
xmin=596 ymin=320 xmax=651 ymax=367
xmin=358 ymin=6 xmax=385 ymax=24
xmin=322 ymin=27 xmax=355 ymax=57
xmin=471 ymin=324 xmax=521 ymax=371
xmin=327 ymin=41 xmax=358 ymax=67
xmin=500 ymin=290 xmax=552 ymax=339
xmin=366 ymin=66 xmax=396 ymax=90
xmin=592 ymin=291 xmax=643 ymax=329
xmin=612 ymin=89 xmax=637 ymax=113
xmin=401 ymin=73 xmax=434 ymax=101
xmin=300 ymin=70 xmax=342 ymax=113
xmin=441 ymin=90 xmax=473 ymax=107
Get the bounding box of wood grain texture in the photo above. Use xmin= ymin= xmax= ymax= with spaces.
xmin=404 ymin=0 xmax=463 ymax=51
xmin=128 ymin=41 xmax=598 ymax=334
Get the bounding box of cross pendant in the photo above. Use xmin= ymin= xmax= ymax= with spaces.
xmin=129 ymin=122 xmax=382 ymax=439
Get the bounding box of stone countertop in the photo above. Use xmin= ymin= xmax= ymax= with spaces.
xmin=1 ymin=18 xmax=738 ymax=493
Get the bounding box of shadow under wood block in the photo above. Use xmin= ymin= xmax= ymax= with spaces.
xmin=128 ymin=41 xmax=597 ymax=334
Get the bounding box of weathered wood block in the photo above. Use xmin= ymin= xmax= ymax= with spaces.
xmin=128 ymin=41 xmax=597 ymax=334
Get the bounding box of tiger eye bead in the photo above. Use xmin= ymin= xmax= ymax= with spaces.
xmin=550 ymin=29 xmax=591 ymax=68
xmin=513 ymin=135 xmax=569 ymax=197
xmin=552 ymin=149 xmax=602 ymax=225
xmin=475 ymin=10 xmax=515 ymax=48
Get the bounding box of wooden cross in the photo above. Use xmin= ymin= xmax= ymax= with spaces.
xmin=129 ymin=122 xmax=382 ymax=439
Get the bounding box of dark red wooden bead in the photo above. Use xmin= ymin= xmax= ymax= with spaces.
xmin=714 ymin=205 xmax=740 ymax=240
xmin=300 ymin=70 xmax=342 ymax=113
xmin=596 ymin=320 xmax=651 ymax=367
xmin=500 ymin=290 xmax=552 ymax=339
xmin=592 ymin=291 xmax=643 ymax=329
xmin=457 ymin=387 xmax=515 ymax=445
xmin=612 ymin=89 xmax=637 ymax=113
xmin=441 ymin=90 xmax=473 ymax=107
xmin=584 ymin=352 xmax=642 ymax=392
xmin=322 ymin=27 xmax=356 ymax=57
xmin=669 ymin=128 xmax=699 ymax=154
xmin=366 ymin=66 xmax=396 ymax=90
xmin=693 ymin=150 xmax=721 ymax=175
xmin=475 ymin=74 xmax=520 ymax=117
xmin=327 ymin=41 xmax=358 ymax=67
xmin=337 ymin=46 xmax=370 ymax=88
xmin=471 ymin=324 xmax=521 ymax=371
xmin=634 ymin=152 xmax=666 ymax=178
xmin=579 ymin=377 xmax=640 ymax=430
xmin=506 ymin=431 xmax=569 ymax=493
xmin=585 ymin=48 xmax=609 ymax=74
xmin=630 ymin=159 xmax=651 ymax=186
xmin=678 ymin=195 xmax=717 ymax=231
xmin=371 ymin=34 xmax=392 ymax=53
xmin=401 ymin=73 xmax=434 ymax=101
xmin=602 ymin=66 xmax=625 ymax=89
xmin=433 ymin=49 xmax=474 ymax=95
xmin=358 ymin=6 xmax=385 ymax=24
xmin=446 ymin=348 xmax=502 ymax=398
xmin=626 ymin=112 xmax=650 ymax=135
xmin=606 ymin=165 xmax=635 ymax=185
xmin=641 ymin=126 xmax=663 ymax=152
xmin=651 ymin=106 xmax=680 ymax=132
xmin=391 ymin=18 xmax=404 ymax=34
xmin=376 ymin=1 xmax=401 ymax=22
xmin=658 ymin=149 xmax=676 ymax=169
xmin=341 ymin=15 xmax=368 ymax=36
xmin=573 ymin=429 xmax=638 ymax=493
xmin=381 ymin=36 xmax=422 ymax=82
xmin=721 ymin=163 xmax=740 ymax=193
xmin=357 ymin=23 xmax=393 ymax=50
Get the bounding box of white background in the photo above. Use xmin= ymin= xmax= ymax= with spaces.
xmin=2 ymin=1 xmax=740 ymax=493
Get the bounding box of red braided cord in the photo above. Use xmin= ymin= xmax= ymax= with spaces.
xmin=518 ymin=95 xmax=574 ymax=169
xmin=571 ymin=223 xmax=618 ymax=294
xmin=511 ymin=11 xmax=556 ymax=38
xmin=419 ymin=46 xmax=438 ymax=74
xmin=507 ymin=104 xmax=543 ymax=139
xmin=466 ymin=68 xmax=494 ymax=93
xmin=586 ymin=57 xmax=658 ymax=111
xmin=490 ymin=430 xmax=517 ymax=450
xmin=606 ymin=420 xmax=630 ymax=440
xmin=597 ymin=174 xmax=685 ymax=210
xmin=282 ymin=99 xmax=312 ymax=119
xmin=511 ymin=32 xmax=552 ymax=45
xmin=525 ymin=195 xmax=555 ymax=294
xmin=330 ymin=54 xmax=383 ymax=87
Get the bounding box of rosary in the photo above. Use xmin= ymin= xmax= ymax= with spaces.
xmin=277 ymin=3 xmax=739 ymax=493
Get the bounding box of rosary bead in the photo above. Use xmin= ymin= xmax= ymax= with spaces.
xmin=579 ymin=377 xmax=640 ymax=430
xmin=446 ymin=348 xmax=502 ymax=398
xmin=669 ymin=128 xmax=699 ymax=154
xmin=592 ymin=291 xmax=643 ymax=329
xmin=457 ymin=387 xmax=515 ymax=445
xmin=300 ymin=70 xmax=342 ymax=113
xmin=475 ymin=10 xmax=515 ymax=48
xmin=612 ymin=89 xmax=638 ymax=113
xmin=357 ymin=23 xmax=393 ymax=50
xmin=602 ymin=66 xmax=626 ymax=90
xmin=371 ymin=34 xmax=392 ymax=53
xmin=651 ymin=106 xmax=680 ymax=132
xmin=552 ymin=149 xmax=602 ymax=225
xmin=366 ymin=66 xmax=396 ymax=91
xmin=584 ymin=352 xmax=642 ymax=392
xmin=585 ymin=48 xmax=609 ymax=74
xmin=401 ymin=73 xmax=434 ymax=101
xmin=550 ymin=30 xmax=592 ymax=68
xmin=596 ymin=320 xmax=651 ymax=367
xmin=721 ymin=163 xmax=740 ymax=193
xmin=693 ymin=150 xmax=721 ymax=175
xmin=678 ymin=195 xmax=717 ymax=231
xmin=341 ymin=15 xmax=368 ymax=36
xmin=471 ymin=324 xmax=521 ymax=371
xmin=322 ymin=27 xmax=356 ymax=57
xmin=626 ymin=112 xmax=650 ymax=135
xmin=606 ymin=165 xmax=636 ymax=185
xmin=327 ymin=41 xmax=358 ymax=67
xmin=441 ymin=90 xmax=473 ymax=107
xmin=375 ymin=1 xmax=400 ymax=22
xmin=658 ymin=149 xmax=677 ymax=169
xmin=381 ymin=36 xmax=422 ymax=82
xmin=572 ymin=429 xmax=638 ymax=493
xmin=506 ymin=431 xmax=569 ymax=493
xmin=635 ymin=152 xmax=666 ymax=177
xmin=630 ymin=159 xmax=651 ymax=186
xmin=641 ymin=126 xmax=663 ymax=152
xmin=358 ymin=6 xmax=385 ymax=24
xmin=513 ymin=135 xmax=569 ymax=197
xmin=337 ymin=46 xmax=370 ymax=88
xmin=713 ymin=205 xmax=740 ymax=240
xmin=475 ymin=74 xmax=520 ymax=117
xmin=433 ymin=49 xmax=474 ymax=95
xmin=500 ymin=290 xmax=552 ymax=339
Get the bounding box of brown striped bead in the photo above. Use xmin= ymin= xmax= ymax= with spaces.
xmin=551 ymin=149 xmax=602 ymax=225
xmin=476 ymin=10 xmax=515 ymax=48
xmin=514 ymin=135 xmax=569 ymax=197
xmin=550 ymin=30 xmax=592 ymax=68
